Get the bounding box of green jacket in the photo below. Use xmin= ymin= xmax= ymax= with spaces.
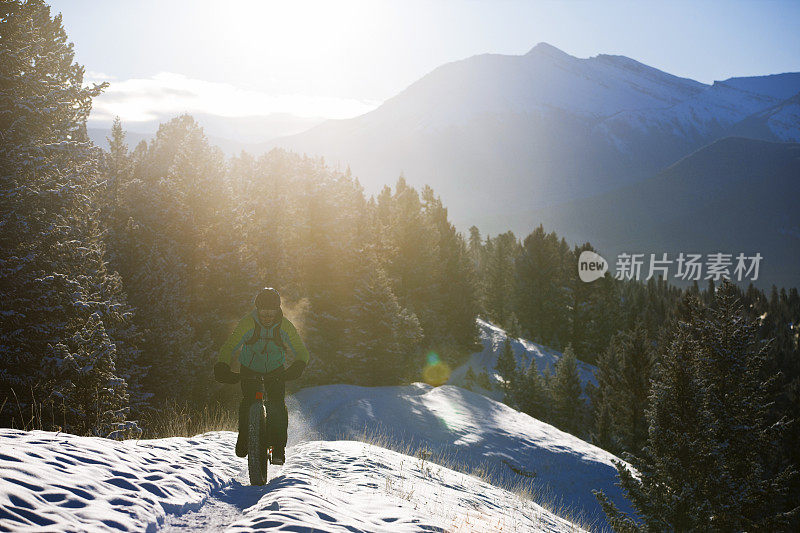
xmin=217 ymin=310 xmax=309 ymax=373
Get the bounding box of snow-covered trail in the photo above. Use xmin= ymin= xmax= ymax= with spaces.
xmin=159 ymin=457 xmax=278 ymax=532
xmin=0 ymin=429 xmax=242 ymax=531
xmin=1 ymin=431 xmax=586 ymax=532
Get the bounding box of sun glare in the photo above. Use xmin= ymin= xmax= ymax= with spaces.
xmin=87 ymin=0 xmax=391 ymax=124
xmin=196 ymin=0 xmax=388 ymax=96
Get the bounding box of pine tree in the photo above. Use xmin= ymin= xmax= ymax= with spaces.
xmin=110 ymin=115 xmax=241 ymax=400
xmin=378 ymin=177 xmax=439 ymax=341
xmin=46 ymin=314 xmax=131 ymax=437
xmin=463 ymin=366 xmax=478 ymax=391
xmin=483 ymin=231 xmax=518 ymax=329
xmin=617 ymin=325 xmax=655 ymax=455
xmin=495 ymin=339 xmax=518 ymax=400
xmin=514 ymin=225 xmax=572 ymax=347
xmin=344 ymin=262 xmax=422 ymax=385
xmin=550 ymin=345 xmax=585 ymax=435
xmin=591 ymin=388 xmax=616 ymax=453
xmin=421 ymin=186 xmax=479 ymax=350
xmin=594 ymin=324 xmax=655 ymax=455
xmin=514 ymin=359 xmax=549 ymax=421
xmin=105 ymin=116 xmax=130 ymax=187
xmin=592 ymin=338 xmax=622 ymax=453
xmin=0 ymin=0 xmax=140 ymax=433
xmin=467 ymin=225 xmax=483 ymax=271
xmin=596 ymin=282 xmax=797 ymax=531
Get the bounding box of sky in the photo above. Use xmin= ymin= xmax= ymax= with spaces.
xmin=49 ymin=0 xmax=800 ymax=135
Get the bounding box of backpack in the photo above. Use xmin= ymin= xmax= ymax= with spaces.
xmin=240 ymin=318 xmax=286 ymax=373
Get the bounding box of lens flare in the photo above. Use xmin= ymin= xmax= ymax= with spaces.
xmin=422 ymin=351 xmax=451 ymax=386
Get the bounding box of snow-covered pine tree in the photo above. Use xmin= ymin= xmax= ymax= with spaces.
xmin=105 ymin=117 xmax=131 ymax=192
xmin=596 ymin=282 xmax=796 ymax=531
xmin=47 ymin=313 xmax=130 ymax=437
xmin=0 ymin=0 xmax=141 ymax=434
xmin=694 ymin=281 xmax=795 ymax=529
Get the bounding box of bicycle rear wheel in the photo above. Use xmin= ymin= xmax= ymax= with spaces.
xmin=248 ymin=402 xmax=268 ymax=485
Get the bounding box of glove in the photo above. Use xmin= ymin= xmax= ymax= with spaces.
xmin=214 ymin=362 xmax=240 ymax=384
xmin=282 ymin=360 xmax=306 ymax=381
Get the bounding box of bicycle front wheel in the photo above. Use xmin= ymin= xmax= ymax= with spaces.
xmin=248 ymin=402 xmax=268 ymax=485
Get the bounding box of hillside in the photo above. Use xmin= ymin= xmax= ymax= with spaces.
xmin=527 ymin=137 xmax=800 ymax=288
xmin=292 ymin=383 xmax=630 ymax=528
xmin=448 ymin=318 xmax=597 ymax=400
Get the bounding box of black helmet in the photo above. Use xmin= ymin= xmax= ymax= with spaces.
xmin=254 ymin=287 xmax=281 ymax=310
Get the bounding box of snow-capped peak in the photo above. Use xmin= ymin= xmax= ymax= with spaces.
xmin=524 ymin=41 xmax=571 ymax=59
xmin=371 ymin=42 xmax=713 ymax=132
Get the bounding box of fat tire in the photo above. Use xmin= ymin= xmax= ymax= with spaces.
xmin=248 ymin=402 xmax=268 ymax=485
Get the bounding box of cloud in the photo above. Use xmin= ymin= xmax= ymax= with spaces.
xmin=86 ymin=71 xmax=116 ymax=81
xmin=87 ymin=72 xmax=380 ymax=124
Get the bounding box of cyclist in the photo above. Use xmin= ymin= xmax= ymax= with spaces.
xmin=213 ymin=287 xmax=309 ymax=464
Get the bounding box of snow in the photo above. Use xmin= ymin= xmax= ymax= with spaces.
xmin=0 ymin=320 xmax=628 ymax=532
xmin=763 ymin=94 xmax=800 ymax=141
xmin=722 ymin=73 xmax=800 ymax=100
xmin=293 ymin=383 xmax=629 ymax=529
xmin=373 ymin=43 xmax=707 ymax=132
xmin=597 ymin=74 xmax=800 ymax=144
xmin=1 ymin=428 xmax=590 ymax=532
xmin=448 ymin=318 xmax=598 ymax=400
xmin=0 ymin=429 xmax=240 ymax=531
xmin=225 ymin=441 xmax=584 ymax=533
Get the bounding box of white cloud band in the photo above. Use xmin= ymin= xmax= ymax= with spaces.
xmin=87 ymin=72 xmax=380 ymax=123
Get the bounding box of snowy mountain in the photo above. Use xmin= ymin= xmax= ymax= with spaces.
xmin=728 ymin=91 xmax=800 ymax=142
xmin=1 ymin=380 xmax=631 ymax=531
xmin=268 ymin=44 xmax=800 ymax=239
xmin=448 ymin=318 xmax=597 ymax=400
xmin=363 ymin=42 xmax=707 ymax=130
xmin=595 ymin=73 xmax=800 ymax=166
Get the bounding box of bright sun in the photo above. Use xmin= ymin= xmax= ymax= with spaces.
xmin=87 ymin=0 xmax=392 ymax=123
